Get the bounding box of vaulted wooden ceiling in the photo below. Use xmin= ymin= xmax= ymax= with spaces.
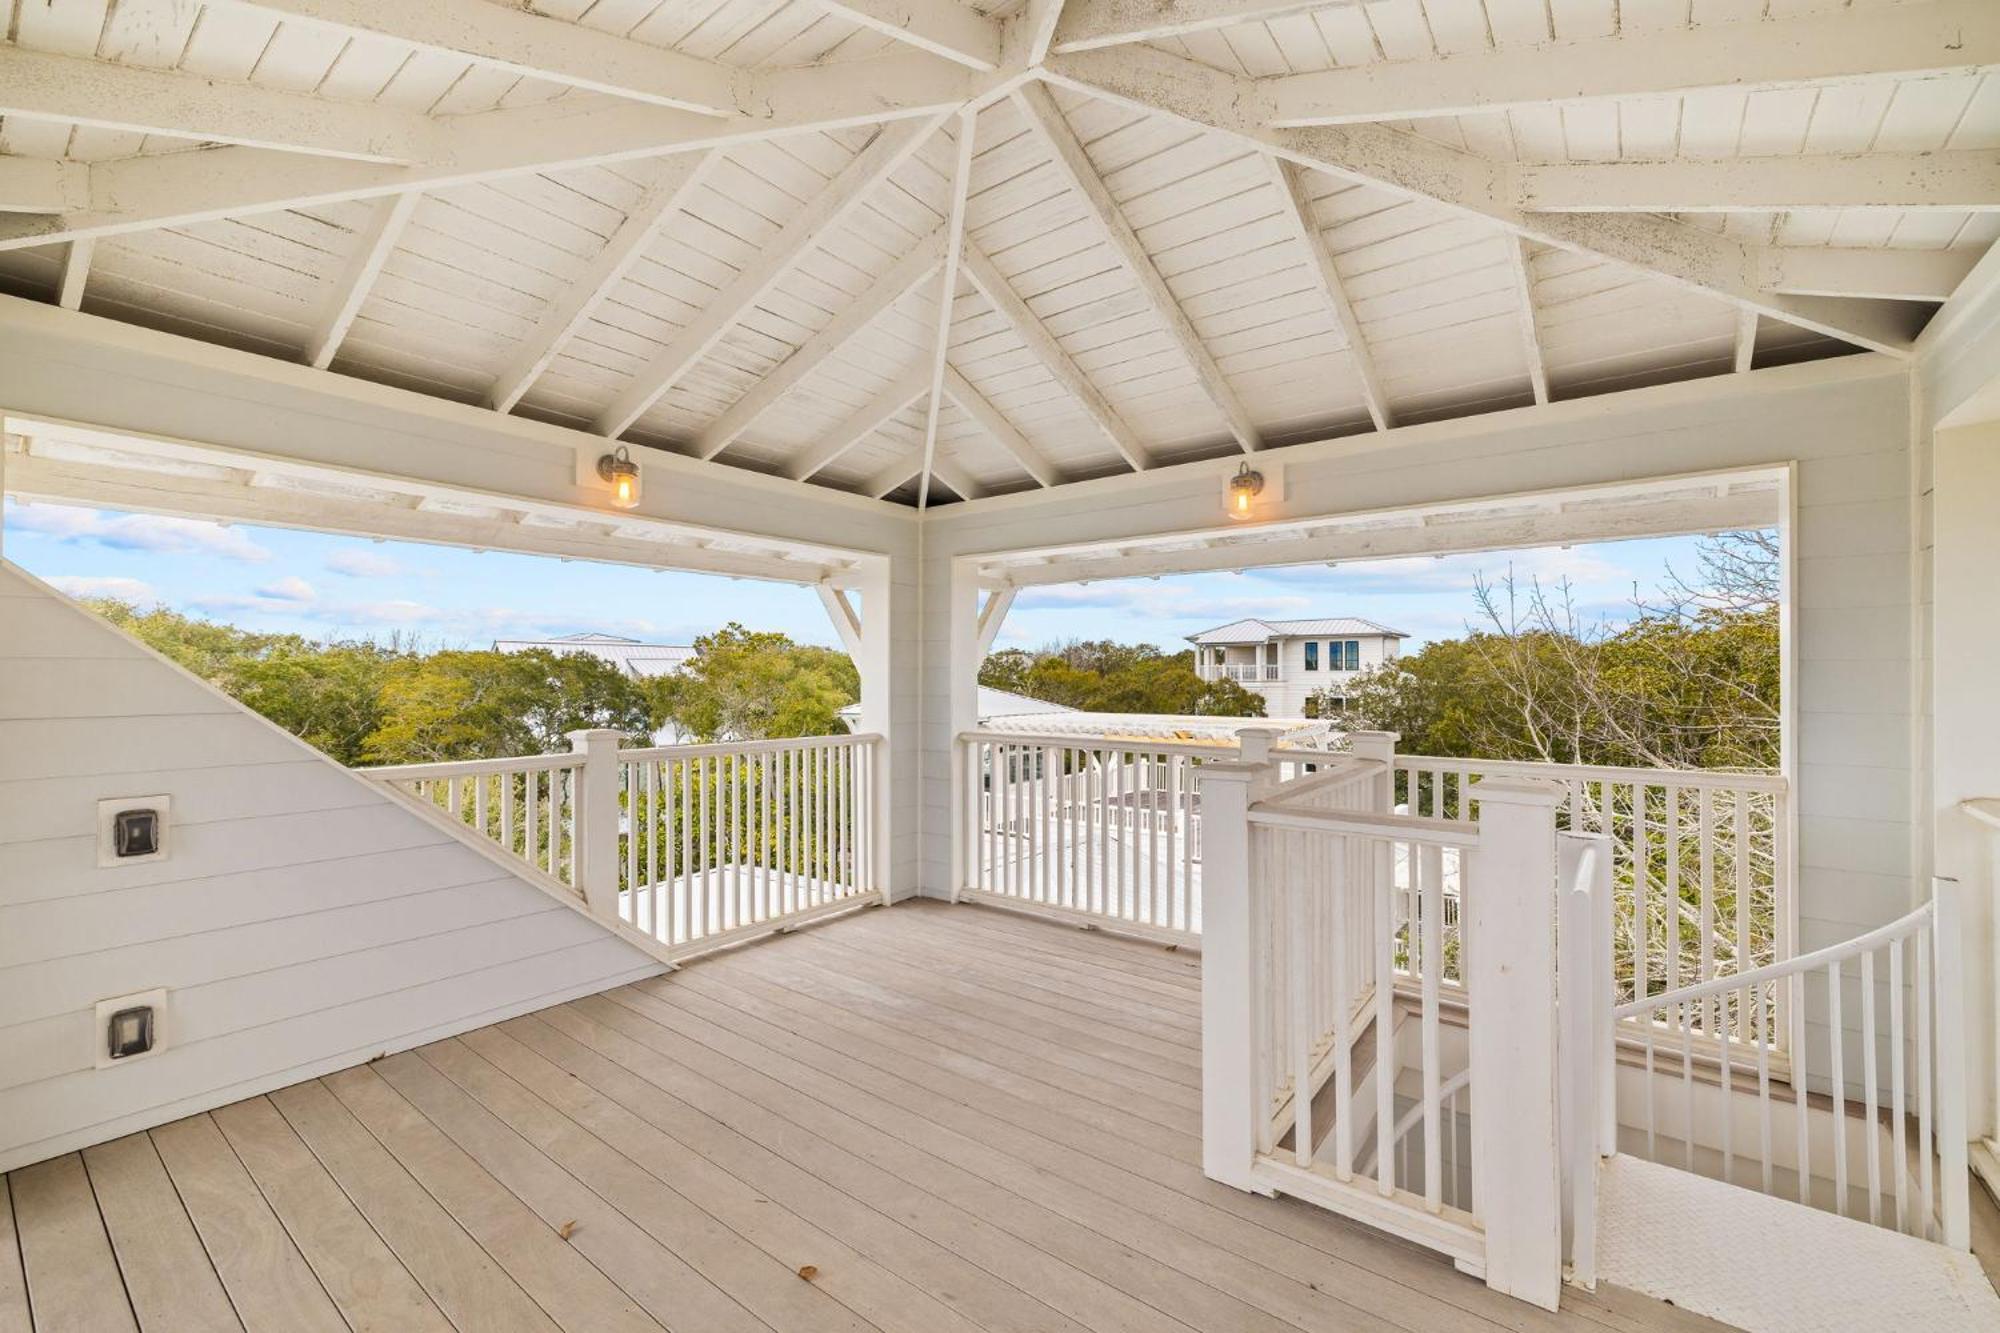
xmin=0 ymin=0 xmax=1991 ymax=506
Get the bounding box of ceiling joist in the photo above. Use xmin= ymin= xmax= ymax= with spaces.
xmin=943 ymin=364 xmax=1059 ymax=487
xmin=304 ymin=192 xmax=420 ymax=370
xmin=1519 ymin=152 xmax=2000 ymax=215
xmin=813 ymin=0 xmax=1002 ymax=70
xmin=919 ymin=112 xmax=978 ymax=508
xmin=1265 ymin=0 xmax=2000 ymax=127
xmin=1264 ymin=155 xmax=1392 ymax=431
xmin=1050 ymin=0 xmax=1367 ymax=54
xmin=788 ymin=363 xmax=934 ymax=482
xmin=1505 ymin=239 xmax=1550 ymax=406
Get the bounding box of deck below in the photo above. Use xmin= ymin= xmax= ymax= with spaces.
xmin=0 ymin=899 xmax=1727 ymax=1332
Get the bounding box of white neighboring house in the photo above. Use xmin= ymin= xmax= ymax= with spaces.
xmin=1188 ymin=617 xmax=1407 ymax=717
xmin=494 ymin=631 xmax=696 ymax=743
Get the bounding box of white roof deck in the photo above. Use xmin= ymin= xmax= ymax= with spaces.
xmin=1188 ymin=616 xmax=1408 ymax=644
xmin=494 ymin=632 xmax=696 ymax=677
xmin=0 ymin=902 xmax=1725 ymax=1333
xmin=0 ymin=0 xmax=1988 ymax=510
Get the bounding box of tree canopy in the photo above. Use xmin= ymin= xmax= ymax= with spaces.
xmin=644 ymin=623 xmax=858 ymax=742
xmin=980 ymin=640 xmax=1266 ymax=717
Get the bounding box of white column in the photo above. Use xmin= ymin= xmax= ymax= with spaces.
xmin=845 ymin=558 xmax=897 ymax=900
xmin=1199 ymin=754 xmax=1267 ymax=1191
xmin=567 ymin=727 xmax=626 ymax=920
xmin=1936 ymin=875 xmax=1971 ymax=1249
xmin=1465 ymin=774 xmax=1564 ymax=1311
xmin=944 ymin=560 xmax=986 ymax=901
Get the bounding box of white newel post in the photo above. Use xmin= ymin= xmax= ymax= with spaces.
xmin=1200 ymin=724 xmax=1286 ymax=1191
xmin=1345 ymin=729 xmax=1398 ymax=814
xmin=1465 ymin=775 xmax=1564 ymax=1311
xmin=1556 ymin=832 xmax=1612 ymax=1289
xmin=568 ymin=728 xmax=624 ymax=921
xmin=1935 ymin=875 xmax=1971 ymax=1250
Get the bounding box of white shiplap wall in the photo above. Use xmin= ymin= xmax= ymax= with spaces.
xmin=0 ymin=561 xmax=666 ymax=1172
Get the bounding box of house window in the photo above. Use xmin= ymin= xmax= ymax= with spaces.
xmin=1338 ymin=639 xmax=1360 ymax=671
xmin=1304 ymin=641 xmax=1318 ymax=671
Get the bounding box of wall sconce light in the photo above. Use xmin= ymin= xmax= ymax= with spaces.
xmin=596 ymin=446 xmax=641 ymax=509
xmin=1227 ymin=462 xmax=1264 ymax=519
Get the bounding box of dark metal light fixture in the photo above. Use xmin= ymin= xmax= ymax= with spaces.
xmin=1227 ymin=462 xmax=1264 ymax=519
xmin=596 ymin=445 xmax=641 ymax=509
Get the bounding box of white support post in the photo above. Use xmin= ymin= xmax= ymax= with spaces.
xmin=946 ymin=561 xmax=986 ymax=903
xmin=1199 ymin=746 xmax=1270 ymax=1192
xmin=1935 ymin=875 xmax=1972 ymax=1250
xmin=849 ymin=559 xmax=895 ymax=902
xmin=1557 ymin=833 xmax=1611 ymax=1290
xmin=1345 ymin=729 xmax=1397 ymax=814
xmin=1464 ymin=775 xmax=1564 ymax=1311
xmin=567 ymin=728 xmax=626 ymax=921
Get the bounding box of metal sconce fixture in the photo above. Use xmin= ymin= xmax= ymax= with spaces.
xmin=1227 ymin=462 xmax=1264 ymax=519
xmin=596 ymin=446 xmax=641 ymax=509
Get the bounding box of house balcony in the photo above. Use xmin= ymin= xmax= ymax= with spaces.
xmin=1198 ymin=662 xmax=1281 ymax=683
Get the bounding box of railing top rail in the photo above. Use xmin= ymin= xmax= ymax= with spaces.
xmin=1396 ymin=754 xmax=1787 ymax=794
xmin=622 ymin=732 xmax=881 ymax=761
xmin=1248 ymin=799 xmax=1482 ymax=849
xmin=957 ymin=728 xmax=1253 ymax=759
xmin=359 ymin=752 xmax=582 ymax=780
xmin=1613 ymin=900 xmax=1932 ymax=1020
xmin=1264 ymin=756 xmax=1378 ymax=800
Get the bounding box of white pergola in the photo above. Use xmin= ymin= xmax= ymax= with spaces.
xmin=0 ymin=0 xmax=1991 ymax=507
xmin=6 ymin=0 xmax=2000 ymax=1191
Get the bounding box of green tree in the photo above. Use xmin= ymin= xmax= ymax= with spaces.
xmin=363 ymin=648 xmax=652 ymax=763
xmin=646 ymin=624 xmax=858 ymax=741
xmin=980 ymin=638 xmax=1264 ymax=716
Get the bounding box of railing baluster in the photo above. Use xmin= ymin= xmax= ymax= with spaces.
xmin=1421 ymin=840 xmax=1443 ymax=1211
xmin=1890 ymin=935 xmax=1907 ymax=1234
xmin=1862 ymin=948 xmax=1880 ymax=1226
xmin=1829 ymin=958 xmax=1847 ymax=1217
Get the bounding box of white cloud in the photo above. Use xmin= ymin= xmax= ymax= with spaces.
xmin=6 ymin=505 xmax=272 ymax=562
xmin=324 ymin=547 xmax=405 ymax=578
xmin=44 ymin=575 xmax=160 ymax=604
xmin=255 ymin=576 xmax=317 ymax=603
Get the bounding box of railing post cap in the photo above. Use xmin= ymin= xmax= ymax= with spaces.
xmin=1233 ymin=725 xmax=1290 ymax=739
xmin=1471 ymin=773 xmax=1565 ymax=806
xmin=1346 ymin=729 xmax=1400 ymax=745
xmin=1201 ymin=759 xmax=1264 ymax=779
xmin=566 ymin=727 xmax=628 ymax=748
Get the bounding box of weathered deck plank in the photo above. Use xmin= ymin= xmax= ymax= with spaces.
xmin=0 ymin=900 xmax=1728 ymax=1332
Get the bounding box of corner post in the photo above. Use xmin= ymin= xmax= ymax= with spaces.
xmin=1557 ymin=832 xmax=1612 ymax=1289
xmin=1200 ymin=725 xmax=1285 ymax=1190
xmin=1466 ymin=775 xmax=1564 ymax=1311
xmin=1936 ymin=875 xmax=1971 ymax=1249
xmin=1346 ymin=729 xmax=1398 ymax=814
xmin=568 ymin=728 xmax=625 ymax=921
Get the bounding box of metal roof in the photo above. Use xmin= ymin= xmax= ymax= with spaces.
xmin=1186 ymin=617 xmax=1408 ymax=645
xmin=492 ymin=635 xmax=696 ymax=679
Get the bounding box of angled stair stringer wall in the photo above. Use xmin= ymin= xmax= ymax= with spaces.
xmin=0 ymin=560 xmax=666 ymax=1173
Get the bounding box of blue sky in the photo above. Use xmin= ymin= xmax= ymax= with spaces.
xmin=2 ymin=497 xmax=1716 ymax=654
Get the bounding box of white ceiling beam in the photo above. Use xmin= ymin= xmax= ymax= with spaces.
xmin=56 ymin=240 xmax=92 ymax=312
xmin=1051 ymin=0 xmax=1366 ymax=53
xmin=0 ymin=54 xmax=984 ymax=255
xmin=1266 ymin=1 xmax=2000 ymax=127
xmin=696 ymin=230 xmax=946 ymax=459
xmin=1264 ymin=155 xmax=1391 ymax=430
xmin=869 ymin=447 xmax=985 ymax=499
xmin=816 ymin=582 xmax=866 ymax=657
xmin=211 ymin=0 xmax=740 ymax=116
xmin=787 ymin=363 xmax=934 ymax=481
xmin=1040 ymin=48 xmax=1917 ymax=358
xmin=592 ymin=115 xmax=944 ymax=440
xmin=0 ymin=42 xmax=437 ymax=162
xmin=0 ymin=158 xmax=87 ymax=215
xmin=1764 ymin=247 xmax=1980 ymax=303
xmin=959 ymin=235 xmax=1151 ymax=470
xmin=812 ymin=0 xmax=1001 ymax=70
xmin=1518 ymin=151 xmax=2000 ymax=214
xmin=1012 ymin=0 xmax=1069 ymax=67
xmin=489 ymin=152 xmax=719 ymax=413
xmin=1014 ymin=80 xmax=1263 ymax=450
xmin=943 ymin=364 xmax=1059 ymax=486
xmin=1734 ymin=309 xmax=1758 ymax=374
xmin=1506 ymin=239 xmax=1550 ymax=406
xmin=919 ymin=111 xmax=977 ymax=509
xmin=304 ymin=192 xmax=420 ymax=370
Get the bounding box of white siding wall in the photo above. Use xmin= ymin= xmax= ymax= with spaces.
xmin=922 ymin=360 xmax=1921 ymax=1015
xmin=0 ymin=563 xmax=665 ymax=1172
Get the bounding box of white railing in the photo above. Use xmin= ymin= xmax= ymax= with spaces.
xmin=1601 ymin=878 xmax=1969 ymax=1248
xmin=1395 ymin=755 xmax=1790 ymax=1057
xmin=361 ymin=750 xmax=587 ymax=891
xmin=1200 ymin=662 xmax=1280 ymax=683
xmin=615 ymin=734 xmax=879 ymax=956
xmin=359 ymin=729 xmax=881 ymax=962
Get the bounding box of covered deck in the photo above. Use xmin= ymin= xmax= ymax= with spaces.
xmin=0 ymin=901 xmax=1720 ymax=1333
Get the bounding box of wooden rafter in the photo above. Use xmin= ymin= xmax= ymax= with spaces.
xmin=1735 ymin=310 xmax=1759 ymax=375
xmin=918 ymin=111 xmax=978 ymax=509
xmin=1506 ymin=239 xmax=1549 ymax=406
xmin=1051 ymin=0 xmax=1368 ymax=54
xmin=1518 ymin=152 xmax=2000 ymax=215
xmin=697 ymin=229 xmax=949 ymax=459
xmin=870 ymin=447 xmax=985 ymax=500
xmin=1765 ymin=248 xmax=1981 ymax=303
xmin=0 ymin=158 xmax=86 ymax=215
xmin=593 ymin=116 xmax=945 ymax=441
xmin=813 ymin=0 xmax=1002 ymax=70
xmin=1041 ymin=47 xmax=1918 ymax=358
xmin=489 ymin=152 xmax=720 ymax=413
xmin=210 ymin=0 xmax=741 ymax=116
xmin=305 ymin=192 xmax=420 ymax=371
xmin=959 ymin=235 xmax=1152 ymax=470
xmin=943 ymin=365 xmax=1059 ymax=486
xmin=1265 ymin=155 xmax=1391 ymax=431
xmin=787 ymin=364 xmax=933 ymax=482
xmin=56 ymin=240 xmax=92 ymax=312
xmin=1014 ymin=80 xmax=1263 ymax=451
xmin=1265 ymin=1 xmax=2000 ymax=127
xmin=0 ymin=43 xmax=437 ymax=163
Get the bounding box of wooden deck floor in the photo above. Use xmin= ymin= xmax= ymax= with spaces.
xmin=0 ymin=899 xmax=1729 ymax=1333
